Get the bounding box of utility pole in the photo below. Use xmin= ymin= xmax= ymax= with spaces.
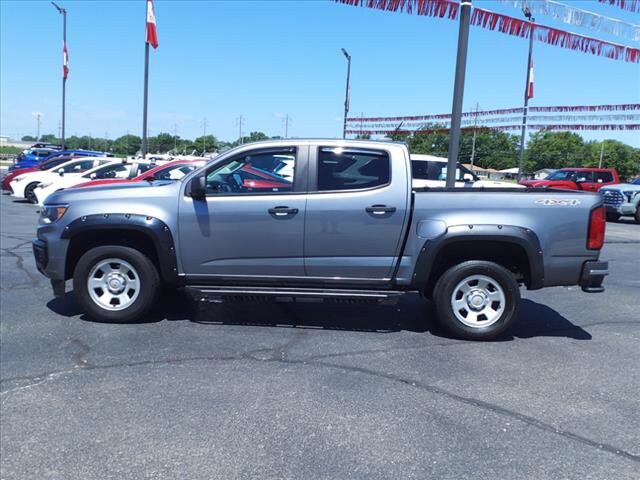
xmin=201 ymin=117 xmax=208 ymax=154
xmin=236 ymin=115 xmax=244 ymax=144
xmin=33 ymin=113 xmax=42 ymax=141
xmin=446 ymin=0 xmax=472 ymax=187
xmin=470 ymin=102 xmax=479 ymax=167
xmin=57 ymin=121 xmax=61 ymax=141
xmin=341 ymin=48 xmax=351 ymax=139
xmin=599 ymin=142 xmax=605 ymax=168
xmin=517 ymin=6 xmax=535 ymax=180
xmin=173 ymin=123 xmax=178 ymax=151
xmin=283 ymin=114 xmax=290 ymax=138
xmin=51 ymin=2 xmax=67 ymax=149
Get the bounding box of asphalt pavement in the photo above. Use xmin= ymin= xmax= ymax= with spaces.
xmin=1 ymin=192 xmax=639 ymax=479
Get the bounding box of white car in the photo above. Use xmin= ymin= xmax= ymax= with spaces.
xmin=10 ymin=157 xmax=114 ymax=203
xmin=410 ymin=155 xmax=524 ymax=189
xmin=33 ymin=160 xmax=157 ymax=205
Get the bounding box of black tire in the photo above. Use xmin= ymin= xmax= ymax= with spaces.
xmin=24 ymin=182 xmax=39 ymax=204
xmin=606 ymin=212 xmax=620 ymax=222
xmin=73 ymin=245 xmax=160 ymax=323
xmin=635 ymin=205 xmax=640 ymax=224
xmin=433 ymin=260 xmax=520 ymax=340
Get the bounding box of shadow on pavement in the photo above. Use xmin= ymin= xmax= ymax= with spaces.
xmin=48 ymin=289 xmax=591 ymax=340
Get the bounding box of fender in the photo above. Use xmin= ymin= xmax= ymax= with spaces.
xmin=61 ymin=213 xmax=179 ymax=284
xmin=411 ymin=224 xmax=545 ymax=291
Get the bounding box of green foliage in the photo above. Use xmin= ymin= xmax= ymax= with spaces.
xmin=193 ymin=135 xmax=219 ymax=154
xmin=583 ymin=139 xmax=640 ymax=180
xmin=148 ymin=132 xmax=176 ymax=154
xmin=0 ymin=146 xmax=22 ymax=155
xmin=39 ymin=134 xmax=59 ymax=144
xmin=21 ymin=135 xmax=36 ymax=142
xmin=525 ymin=131 xmax=585 ymax=171
xmin=111 ymin=135 xmax=141 ymax=156
xmin=231 ymin=131 xmax=269 ymax=147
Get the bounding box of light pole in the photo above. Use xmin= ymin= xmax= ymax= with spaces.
xmin=446 ymin=0 xmax=472 ymax=187
xmin=517 ymin=6 xmax=535 ymax=180
xmin=341 ymin=48 xmax=351 ymax=139
xmin=51 ymin=2 xmax=66 ymax=150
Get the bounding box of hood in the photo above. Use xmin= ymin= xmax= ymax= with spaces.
xmin=600 ymin=183 xmax=640 ymax=192
xmin=44 ymin=179 xmax=177 ymax=205
xmin=519 ymin=179 xmax=552 ymax=187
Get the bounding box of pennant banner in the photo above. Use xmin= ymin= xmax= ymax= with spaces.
xmin=598 ymin=0 xmax=640 ymax=13
xmin=498 ymin=0 xmax=640 ymax=41
xmin=335 ymin=0 xmax=640 ymax=63
xmin=346 ymin=124 xmax=640 ymax=135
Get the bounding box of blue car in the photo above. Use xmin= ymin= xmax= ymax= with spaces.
xmin=10 ymin=149 xmax=112 ymax=171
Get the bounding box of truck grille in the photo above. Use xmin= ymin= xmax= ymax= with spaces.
xmin=600 ymin=190 xmax=624 ymax=207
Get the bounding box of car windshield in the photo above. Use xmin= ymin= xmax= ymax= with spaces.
xmin=546 ymin=170 xmax=577 ymax=181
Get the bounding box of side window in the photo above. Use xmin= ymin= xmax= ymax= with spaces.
xmin=92 ymin=164 xmax=130 ymax=179
xmin=62 ymin=160 xmax=93 ymax=173
xmin=205 ymin=149 xmax=296 ymax=195
xmin=575 ymin=171 xmax=594 ymax=182
xmin=155 ymin=164 xmax=195 ymax=181
xmin=595 ymin=171 xmax=613 ymax=183
xmin=317 ymin=147 xmax=390 ymax=191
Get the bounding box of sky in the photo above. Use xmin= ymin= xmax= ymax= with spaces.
xmin=1 ymin=0 xmax=639 ymax=146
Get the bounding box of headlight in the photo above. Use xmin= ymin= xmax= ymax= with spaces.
xmin=622 ymin=191 xmax=638 ymax=202
xmin=38 ymin=182 xmax=53 ymax=189
xmin=40 ymin=204 xmax=68 ymax=223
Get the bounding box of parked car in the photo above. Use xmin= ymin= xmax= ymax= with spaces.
xmin=33 ymin=140 xmax=608 ymax=340
xmin=599 ymin=177 xmax=640 ymax=223
xmin=31 ymin=143 xmax=62 ymax=149
xmin=519 ymin=167 xmax=619 ymax=192
xmin=1 ymin=155 xmax=77 ymax=194
xmin=70 ymin=160 xmax=204 ymax=189
xmin=411 ymin=155 xmax=524 ymax=189
xmin=10 ymin=157 xmax=113 ymax=203
xmin=10 ymin=148 xmax=59 ymax=170
xmin=33 ymin=160 xmax=157 ymax=205
xmin=10 ymin=149 xmax=111 ymax=171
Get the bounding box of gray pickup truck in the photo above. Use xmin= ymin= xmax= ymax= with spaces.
xmin=33 ymin=140 xmax=608 ymax=340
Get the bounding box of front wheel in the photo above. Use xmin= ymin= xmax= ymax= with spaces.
xmin=606 ymin=212 xmax=620 ymax=222
xmin=433 ymin=261 xmax=520 ymax=340
xmin=73 ymin=246 xmax=160 ymax=322
xmin=24 ymin=182 xmax=40 ymax=203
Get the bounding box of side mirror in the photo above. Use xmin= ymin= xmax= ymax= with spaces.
xmin=463 ymin=173 xmax=474 ymax=182
xmin=188 ymin=174 xmax=206 ymax=200
xmin=575 ymin=177 xmax=587 ymax=183
xmin=90 ymin=173 xmax=97 ymax=179
xmin=57 ymin=168 xmax=64 ymax=176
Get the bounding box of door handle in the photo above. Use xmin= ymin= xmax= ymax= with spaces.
xmin=366 ymin=205 xmax=397 ymax=215
xmin=268 ymin=206 xmax=299 ymax=216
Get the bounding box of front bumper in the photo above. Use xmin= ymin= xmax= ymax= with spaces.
xmin=605 ymin=203 xmax=636 ymax=216
xmin=580 ymin=260 xmax=608 ymax=293
xmin=32 ymin=237 xmax=66 ymax=297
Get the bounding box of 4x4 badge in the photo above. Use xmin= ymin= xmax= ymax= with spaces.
xmin=535 ymin=199 xmax=581 ymax=206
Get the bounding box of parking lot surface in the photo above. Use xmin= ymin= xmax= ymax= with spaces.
xmin=1 ymin=192 xmax=639 ymax=479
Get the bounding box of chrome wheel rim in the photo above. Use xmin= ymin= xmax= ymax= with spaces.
xmin=87 ymin=258 xmax=140 ymax=311
xmin=450 ymin=274 xmax=506 ymax=328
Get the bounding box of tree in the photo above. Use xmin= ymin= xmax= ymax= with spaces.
xmin=583 ymin=140 xmax=640 ymax=180
xmin=111 ymin=135 xmax=141 ymax=156
xmin=148 ymin=132 xmax=176 ymax=154
xmin=21 ymin=135 xmax=36 ymax=142
xmin=193 ymin=135 xmax=219 ymax=154
xmin=39 ymin=134 xmax=59 ymax=144
xmin=232 ymin=131 xmax=269 ymax=147
xmin=525 ymin=131 xmax=585 ymax=172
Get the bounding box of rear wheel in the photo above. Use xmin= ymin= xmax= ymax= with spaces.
xmin=433 ymin=261 xmax=520 ymax=340
xmin=24 ymin=182 xmax=39 ymax=204
xmin=73 ymin=245 xmax=160 ymax=323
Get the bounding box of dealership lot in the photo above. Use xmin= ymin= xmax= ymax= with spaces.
xmin=1 ymin=193 xmax=638 ymax=479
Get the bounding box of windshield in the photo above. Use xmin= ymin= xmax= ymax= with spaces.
xmin=411 ymin=160 xmax=477 ymax=182
xmin=546 ymin=170 xmax=577 ymax=181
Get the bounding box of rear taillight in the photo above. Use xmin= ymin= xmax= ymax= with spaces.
xmin=587 ymin=206 xmax=606 ymax=250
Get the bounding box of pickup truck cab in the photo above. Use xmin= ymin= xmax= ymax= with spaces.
xmin=519 ymin=167 xmax=619 ymax=192
xmin=33 ymin=140 xmax=608 ymax=340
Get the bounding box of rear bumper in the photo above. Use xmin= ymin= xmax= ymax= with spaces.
xmin=580 ymin=260 xmax=608 ymax=293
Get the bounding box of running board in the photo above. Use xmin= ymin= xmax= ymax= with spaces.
xmin=185 ymin=286 xmax=404 ymax=305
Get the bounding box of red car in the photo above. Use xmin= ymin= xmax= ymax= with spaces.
xmin=1 ymin=155 xmax=77 ymax=193
xmin=519 ymin=168 xmax=619 ymax=192
xmin=72 ymin=160 xmax=204 ymax=189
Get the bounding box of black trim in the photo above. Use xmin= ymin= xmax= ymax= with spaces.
xmin=411 ymin=225 xmax=545 ymax=291
xmin=580 ymin=260 xmax=608 ymax=293
xmin=412 ymin=186 xmax=596 ymax=194
xmin=32 ymin=239 xmax=47 ymax=273
xmin=61 ymin=214 xmax=179 ymax=284
xmin=183 ymin=274 xmax=393 ymax=290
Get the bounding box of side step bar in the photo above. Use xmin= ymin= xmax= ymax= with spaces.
xmin=185 ymin=285 xmax=405 ymax=305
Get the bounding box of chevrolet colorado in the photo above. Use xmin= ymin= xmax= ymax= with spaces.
xmin=33 ymin=140 xmax=608 ymax=340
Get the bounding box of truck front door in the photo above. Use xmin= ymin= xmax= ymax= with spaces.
xmin=303 ymin=145 xmax=409 ymax=281
xmin=178 ymin=146 xmax=307 ymax=279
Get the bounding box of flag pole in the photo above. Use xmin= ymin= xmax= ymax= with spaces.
xmin=51 ymin=2 xmax=67 ymax=149
xmin=142 ymin=41 xmax=149 ymax=158
xmin=517 ymin=8 xmax=534 ymax=180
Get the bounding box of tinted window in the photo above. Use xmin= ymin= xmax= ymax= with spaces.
xmin=61 ymin=160 xmax=95 ymax=173
xmin=547 ymin=170 xmax=577 ymax=181
xmin=205 ymin=149 xmax=295 ymax=194
xmin=575 ymin=171 xmax=594 ymax=182
xmin=86 ymin=163 xmax=132 ymax=179
xmin=595 ymin=171 xmax=613 ymax=183
xmin=317 ymin=147 xmax=389 ymax=191
xmin=40 ymin=158 xmax=69 ymax=170
xmin=411 ymin=160 xmax=475 ymax=182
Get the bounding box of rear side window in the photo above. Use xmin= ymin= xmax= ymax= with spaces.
xmin=595 ymin=171 xmax=613 ymax=183
xmin=317 ymin=147 xmax=390 ymax=191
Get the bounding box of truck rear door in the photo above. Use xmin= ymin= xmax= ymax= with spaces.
xmin=303 ymin=145 xmax=410 ymax=281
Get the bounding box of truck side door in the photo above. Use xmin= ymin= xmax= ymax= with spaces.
xmin=178 ymin=146 xmax=308 ymax=279
xmin=303 ymin=145 xmax=410 ymax=281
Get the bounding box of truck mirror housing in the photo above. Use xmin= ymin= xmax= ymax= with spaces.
xmin=188 ymin=174 xmax=206 ymax=200
xmin=57 ymin=168 xmax=65 ymax=176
